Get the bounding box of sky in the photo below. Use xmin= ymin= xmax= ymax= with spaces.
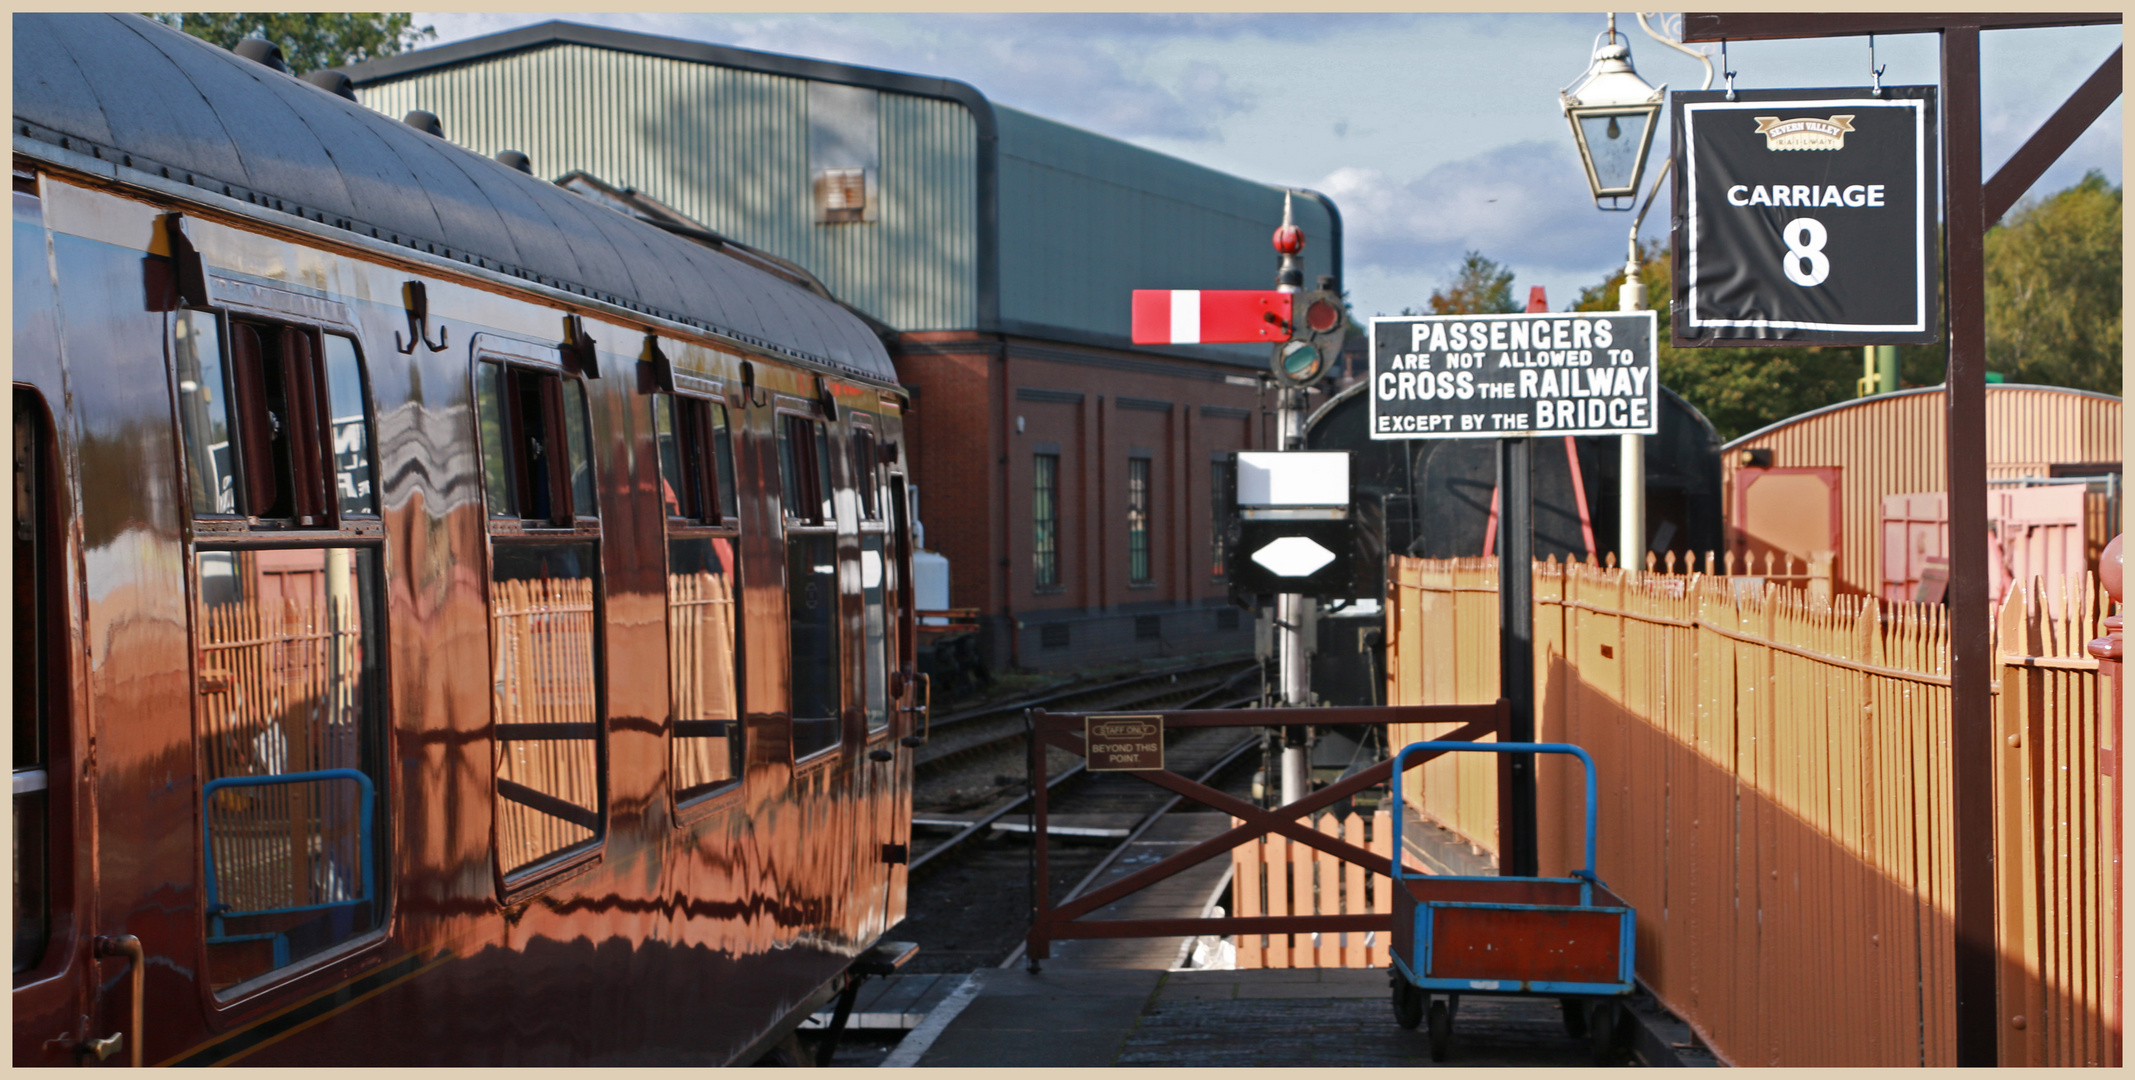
xmin=409 ymin=12 xmax=2124 ymax=321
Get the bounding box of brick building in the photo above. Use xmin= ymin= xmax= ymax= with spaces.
xmin=347 ymin=22 xmax=1343 ymax=669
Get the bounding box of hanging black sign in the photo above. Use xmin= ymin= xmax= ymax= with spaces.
xmin=1671 ymin=86 xmax=1938 ymax=346
xmin=1367 ymin=311 xmax=1657 ymax=439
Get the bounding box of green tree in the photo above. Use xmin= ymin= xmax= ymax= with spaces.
xmin=1985 ymin=170 xmax=2122 ymax=394
xmin=148 ymin=13 xmax=436 ymax=75
xmin=1571 ymin=241 xmax=1861 ymax=441
xmin=1412 ymin=250 xmax=1519 ymax=316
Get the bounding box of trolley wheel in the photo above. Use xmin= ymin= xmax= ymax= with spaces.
xmin=1392 ymin=979 xmax=1424 ymax=1030
xmin=1559 ymin=996 xmax=1588 ymax=1039
xmin=1587 ymin=999 xmax=1622 ymax=1065
xmin=1426 ymin=999 xmax=1452 ymax=1062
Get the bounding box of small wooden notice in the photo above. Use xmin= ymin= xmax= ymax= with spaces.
xmin=1086 ymin=714 xmax=1164 ymax=771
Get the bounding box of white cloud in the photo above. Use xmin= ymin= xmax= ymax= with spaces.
xmin=1316 ymin=141 xmax=1652 ymax=281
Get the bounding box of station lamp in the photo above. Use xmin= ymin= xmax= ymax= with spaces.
xmin=1559 ymin=20 xmax=1666 ymax=210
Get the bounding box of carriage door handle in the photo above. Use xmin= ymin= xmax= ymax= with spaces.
xmin=90 ymin=935 xmax=144 ymax=1067
xmin=899 ymin=673 xmax=931 ymax=747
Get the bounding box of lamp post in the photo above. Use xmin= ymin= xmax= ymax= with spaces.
xmin=1561 ymin=13 xmax=1711 ymax=567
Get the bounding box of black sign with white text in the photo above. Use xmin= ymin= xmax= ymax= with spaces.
xmin=1672 ymin=86 xmax=1939 ymax=346
xmin=1367 ymin=311 xmax=1657 ymax=439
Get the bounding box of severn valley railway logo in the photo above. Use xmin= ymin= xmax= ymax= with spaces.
xmin=1753 ymin=114 xmax=1856 ymax=151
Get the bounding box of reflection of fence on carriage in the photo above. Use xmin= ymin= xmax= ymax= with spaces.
xmin=197 ymin=572 xmax=367 ymax=909
xmin=490 ymin=575 xmax=600 ymax=875
xmin=1385 ymin=553 xmax=2121 ymax=1067
xmin=668 ymin=569 xmax=738 ymax=792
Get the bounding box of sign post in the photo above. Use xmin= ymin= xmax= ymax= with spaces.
xmin=1365 ymin=309 xmax=1656 ymax=876
xmin=1128 ymin=192 xmax=1349 ymax=810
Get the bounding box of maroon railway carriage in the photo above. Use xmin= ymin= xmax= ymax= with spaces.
xmin=15 ymin=13 xmax=924 ymax=1065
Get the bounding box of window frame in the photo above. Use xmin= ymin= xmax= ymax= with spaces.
xmin=1033 ymin=452 xmax=1062 ymax=591
xmin=653 ymin=387 xmax=739 ymax=530
xmin=470 ymin=340 xmax=608 ymax=900
xmin=777 ymin=401 xmax=844 ymax=765
xmin=847 ymin=413 xmax=894 ymax=738
xmin=1209 ymin=456 xmax=1235 ymax=581
xmin=1127 ymin=454 xmax=1153 ymax=586
xmin=176 ymin=306 xmax=384 ymax=538
xmin=166 ymin=282 xmax=395 ymax=1005
xmin=657 ymin=380 xmax=747 ymax=818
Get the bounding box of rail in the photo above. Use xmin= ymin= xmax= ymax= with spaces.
xmin=1024 ymin=701 xmax=1510 ymax=965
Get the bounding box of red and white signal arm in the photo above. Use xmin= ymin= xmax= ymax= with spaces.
xmin=1132 ymin=290 xmax=1293 ymax=345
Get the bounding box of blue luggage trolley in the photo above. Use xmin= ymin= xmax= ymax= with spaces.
xmin=1387 ymin=741 xmax=1635 ymax=1063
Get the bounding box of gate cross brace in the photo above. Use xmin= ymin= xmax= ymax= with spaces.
xmin=1040 ymin=715 xmax=1495 ymax=924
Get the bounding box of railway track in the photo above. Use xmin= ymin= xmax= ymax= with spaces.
xmin=914 ymin=657 xmax=1259 ymax=777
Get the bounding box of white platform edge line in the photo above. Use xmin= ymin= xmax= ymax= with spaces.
xmin=878 ymin=970 xmax=985 ymax=1067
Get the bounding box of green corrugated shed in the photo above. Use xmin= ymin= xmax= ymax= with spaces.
xmin=345 ymin=22 xmax=1338 ymax=366
xmin=995 ymin=105 xmax=1337 ymax=359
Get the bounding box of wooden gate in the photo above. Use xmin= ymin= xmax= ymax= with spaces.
xmin=1024 ymin=702 xmax=1507 ymax=964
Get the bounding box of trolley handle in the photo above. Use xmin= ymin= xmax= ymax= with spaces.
xmin=1386 ymin=741 xmax=1599 ymax=884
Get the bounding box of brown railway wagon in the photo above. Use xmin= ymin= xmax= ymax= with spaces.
xmin=15 ymin=13 xmax=923 ymax=1066
xmin=1721 ymin=384 xmax=2121 ymax=599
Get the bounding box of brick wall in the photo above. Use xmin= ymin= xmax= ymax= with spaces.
xmin=898 ymin=332 xmax=1282 ymax=672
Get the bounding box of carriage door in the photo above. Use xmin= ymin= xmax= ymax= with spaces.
xmin=881 ymin=419 xmax=918 ymax=929
xmin=14 ymin=176 xmax=101 ymax=1065
xmin=847 ymin=414 xmax=897 ymax=933
xmin=14 ymin=384 xmax=94 ymax=1064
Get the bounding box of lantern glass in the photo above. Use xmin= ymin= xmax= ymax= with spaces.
xmin=1578 ymin=109 xmax=1652 ymax=193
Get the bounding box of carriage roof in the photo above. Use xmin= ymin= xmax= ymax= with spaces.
xmin=13 ymin=13 xmax=899 ymax=386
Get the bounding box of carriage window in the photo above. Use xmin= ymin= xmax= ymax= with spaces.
xmin=561 ymin=381 xmax=596 ymax=516
xmin=788 ymin=533 xmax=842 ymax=759
xmin=659 ymin=389 xmax=743 ymax=803
xmin=475 ymin=362 xmax=514 ymax=514
xmin=488 ymin=544 xmax=603 ymax=879
xmin=474 ymin=359 xmax=597 ymax=525
xmin=653 ymin=393 xmax=736 ymax=525
xmin=473 ymin=355 xmax=605 ymax=884
xmin=861 ymin=534 xmax=889 ymax=733
xmin=669 ymin=537 xmax=741 ymax=800
xmin=851 ymin=427 xmax=881 ymax=520
xmin=175 ymin=316 xmax=369 ymax=527
xmin=175 ymin=311 xmax=235 ymax=515
xmin=196 ymin=546 xmax=387 ymax=993
xmin=323 ymin=335 xmax=374 ymax=517
xmin=777 ymin=414 xmax=835 ymax=525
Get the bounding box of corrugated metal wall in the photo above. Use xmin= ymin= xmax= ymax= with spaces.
xmin=995 ymin=106 xmax=1336 ymax=353
xmin=360 ymin=44 xmax=977 ymax=332
xmin=1721 ymin=385 xmax=2122 ymax=597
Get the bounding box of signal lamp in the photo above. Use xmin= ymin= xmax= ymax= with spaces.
xmin=1271 ymin=288 xmax=1348 ymax=388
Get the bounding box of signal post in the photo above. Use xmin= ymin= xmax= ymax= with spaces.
xmin=1131 ymin=191 xmax=1350 ymax=807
